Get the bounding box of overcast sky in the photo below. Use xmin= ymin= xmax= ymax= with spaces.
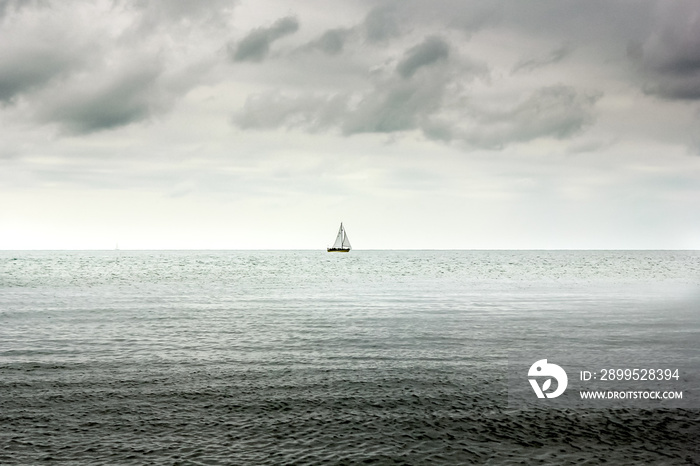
xmin=1 ymin=0 xmax=699 ymax=249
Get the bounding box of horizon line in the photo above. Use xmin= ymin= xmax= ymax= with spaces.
xmin=1 ymin=248 xmax=698 ymax=252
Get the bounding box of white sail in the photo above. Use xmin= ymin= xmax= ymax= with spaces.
xmin=341 ymin=229 xmax=351 ymax=249
xmin=332 ymin=224 xmax=344 ymax=249
xmin=329 ymin=223 xmax=351 ymax=250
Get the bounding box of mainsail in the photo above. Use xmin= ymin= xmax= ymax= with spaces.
xmin=341 ymin=225 xmax=351 ymax=249
xmin=330 ymin=223 xmax=351 ymax=251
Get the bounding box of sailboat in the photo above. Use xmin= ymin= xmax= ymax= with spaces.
xmin=327 ymin=222 xmax=352 ymax=252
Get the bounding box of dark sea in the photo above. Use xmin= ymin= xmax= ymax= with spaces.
xmin=1 ymin=250 xmax=699 ymax=465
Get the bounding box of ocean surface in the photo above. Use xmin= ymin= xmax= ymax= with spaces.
xmin=1 ymin=250 xmax=699 ymax=465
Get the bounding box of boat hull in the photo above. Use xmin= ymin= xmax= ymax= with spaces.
xmin=327 ymin=248 xmax=350 ymax=252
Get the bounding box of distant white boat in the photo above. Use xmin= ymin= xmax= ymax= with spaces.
xmin=327 ymin=223 xmax=351 ymax=252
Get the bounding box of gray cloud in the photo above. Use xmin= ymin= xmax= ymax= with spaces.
xmin=0 ymin=0 xmax=222 ymax=133
xmin=0 ymin=2 xmax=95 ymax=103
xmin=310 ymin=28 xmax=351 ymax=55
xmin=396 ymin=36 xmax=450 ymax=78
xmin=0 ymin=1 xmax=688 ymax=153
xmin=232 ymin=66 xmax=453 ymax=136
xmin=0 ymin=46 xmax=82 ymax=103
xmin=359 ymin=0 xmax=649 ymax=43
xmin=37 ymin=62 xmax=164 ymax=134
xmin=495 ymin=0 xmax=655 ymax=46
xmin=634 ymin=1 xmax=700 ymax=100
xmin=0 ymin=0 xmax=16 ymax=18
xmin=511 ymin=44 xmax=572 ymax=74
xmin=234 ymin=81 xmax=598 ymax=151
xmin=363 ymin=6 xmax=400 ymax=43
xmin=343 ymin=76 xmax=447 ymax=134
xmin=295 ymin=6 xmax=400 ymax=57
xmin=230 ymin=16 xmax=299 ymax=62
xmin=452 ymin=86 xmax=600 ymax=149
xmin=232 ymin=41 xmax=598 ymax=151
xmin=233 ymin=33 xmax=474 ymax=137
